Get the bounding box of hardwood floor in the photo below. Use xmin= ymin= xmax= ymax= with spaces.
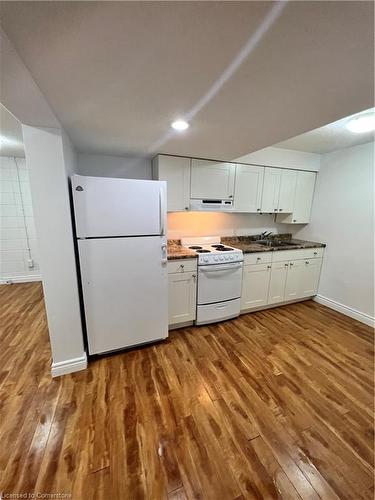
xmin=0 ymin=282 xmax=373 ymax=499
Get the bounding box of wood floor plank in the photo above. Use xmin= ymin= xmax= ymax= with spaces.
xmin=0 ymin=282 xmax=373 ymax=499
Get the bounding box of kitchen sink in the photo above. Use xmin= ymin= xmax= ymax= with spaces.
xmin=254 ymin=240 xmax=292 ymax=247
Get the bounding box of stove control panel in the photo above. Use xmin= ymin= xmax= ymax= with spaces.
xmin=198 ymin=251 xmax=243 ymax=265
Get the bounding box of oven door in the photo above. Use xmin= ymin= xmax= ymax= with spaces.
xmin=197 ymin=262 xmax=243 ymax=305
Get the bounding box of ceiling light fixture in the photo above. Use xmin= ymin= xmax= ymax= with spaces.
xmin=171 ymin=119 xmax=189 ymax=131
xmin=346 ymin=114 xmax=375 ymax=134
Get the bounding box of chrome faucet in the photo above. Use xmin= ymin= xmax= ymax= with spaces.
xmin=260 ymin=231 xmax=273 ymax=240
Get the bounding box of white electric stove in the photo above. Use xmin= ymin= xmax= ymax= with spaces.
xmin=181 ymin=237 xmax=244 ymax=325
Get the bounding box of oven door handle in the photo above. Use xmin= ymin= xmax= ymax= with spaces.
xmin=199 ymin=263 xmax=243 ymax=272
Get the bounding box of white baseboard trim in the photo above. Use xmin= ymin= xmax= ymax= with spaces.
xmin=0 ymin=275 xmax=42 ymax=285
xmin=51 ymin=353 xmax=87 ymax=377
xmin=314 ymin=294 xmax=375 ymax=328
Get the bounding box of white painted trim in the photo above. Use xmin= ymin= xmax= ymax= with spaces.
xmin=0 ymin=275 xmax=42 ymax=285
xmin=169 ymin=320 xmax=195 ymax=330
xmin=240 ymin=296 xmax=313 ymax=314
xmin=51 ymin=354 xmax=87 ymax=377
xmin=314 ymin=294 xmax=375 ymax=328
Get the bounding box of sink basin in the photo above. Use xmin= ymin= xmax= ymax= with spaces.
xmin=255 ymin=240 xmax=291 ymax=248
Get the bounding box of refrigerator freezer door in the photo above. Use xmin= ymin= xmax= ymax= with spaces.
xmin=72 ymin=175 xmax=166 ymax=238
xmin=78 ymin=236 xmax=168 ymax=354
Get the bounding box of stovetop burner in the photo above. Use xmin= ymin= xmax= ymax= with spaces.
xmin=219 ymin=247 xmax=233 ymax=251
xmin=189 ymin=245 xmax=203 ymax=250
xmin=196 ymin=249 xmax=211 ymax=253
xmin=211 ymin=244 xmax=225 ymax=249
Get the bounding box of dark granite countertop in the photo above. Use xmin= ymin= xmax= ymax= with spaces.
xmin=221 ymin=235 xmax=326 ymax=254
xmin=167 ymin=234 xmax=325 ymax=260
xmin=167 ymin=240 xmax=197 ymax=260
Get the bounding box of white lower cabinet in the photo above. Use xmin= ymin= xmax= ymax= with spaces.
xmin=167 ymin=259 xmax=197 ymax=327
xmin=284 ymin=259 xmax=305 ymax=300
xmin=268 ymin=261 xmax=289 ymax=305
xmin=241 ymin=249 xmax=323 ymax=312
xmin=300 ymin=258 xmax=322 ymax=297
xmin=241 ymin=263 xmax=271 ymax=310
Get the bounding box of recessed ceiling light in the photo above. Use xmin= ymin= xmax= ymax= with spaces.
xmin=171 ymin=119 xmax=189 ymax=131
xmin=346 ymin=114 xmax=375 ymax=134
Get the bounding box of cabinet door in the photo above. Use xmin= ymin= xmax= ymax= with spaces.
xmin=284 ymin=259 xmax=305 ymax=300
xmin=234 ymin=164 xmax=264 ymax=213
xmin=268 ymin=261 xmax=288 ymax=305
xmin=241 ymin=263 xmax=271 ymax=310
xmin=153 ymin=155 xmax=191 ymax=212
xmin=292 ymin=171 xmax=316 ymax=223
xmin=190 ymin=159 xmax=235 ymax=200
xmin=278 ymin=169 xmax=297 ymax=213
xmin=168 ymin=272 xmax=196 ymax=325
xmin=261 ymin=167 xmax=281 ymax=213
xmin=300 ymin=258 xmax=322 ymax=297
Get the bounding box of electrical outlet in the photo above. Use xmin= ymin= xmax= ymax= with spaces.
xmin=28 ymin=258 xmax=34 ymax=269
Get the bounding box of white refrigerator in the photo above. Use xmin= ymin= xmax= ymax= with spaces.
xmin=71 ymin=174 xmax=168 ymax=355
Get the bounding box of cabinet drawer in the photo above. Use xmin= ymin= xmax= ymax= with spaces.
xmin=243 ymin=252 xmax=272 ymax=265
xmin=167 ymin=259 xmax=197 ymax=274
xmin=271 ymin=247 xmax=323 ymax=262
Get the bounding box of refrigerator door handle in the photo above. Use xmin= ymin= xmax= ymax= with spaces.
xmin=159 ymin=187 xmax=166 ymax=236
xmin=161 ymin=244 xmax=167 ymax=265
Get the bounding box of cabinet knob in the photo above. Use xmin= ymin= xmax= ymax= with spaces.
xmin=284 ymin=263 xmax=289 ymax=267
xmin=256 ymin=257 xmax=261 ymax=261
xmin=290 ymin=262 xmax=294 ymax=267
xmin=267 ymin=265 xmax=271 ymax=269
xmin=180 ymin=264 xmax=184 ymax=269
xmin=313 ymin=251 xmax=317 ymax=255
xmin=274 ymin=208 xmax=277 ymax=211
xmin=257 ymin=208 xmax=261 ymax=212
xmin=185 ymin=207 xmax=189 ymax=210
xmin=293 ymin=219 xmax=297 ymax=223
xmin=279 ymin=208 xmax=282 ymax=211
xmin=192 ymin=274 xmax=196 ymax=279
xmin=305 ymin=261 xmax=310 ymax=265
xmin=229 ymin=195 xmax=233 ymax=198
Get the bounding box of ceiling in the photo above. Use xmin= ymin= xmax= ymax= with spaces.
xmin=0 ymin=104 xmax=25 ymax=157
xmin=275 ymin=108 xmax=375 ymax=154
xmin=0 ymin=1 xmax=374 ymax=160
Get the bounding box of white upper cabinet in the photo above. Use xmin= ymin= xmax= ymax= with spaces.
xmin=277 ymin=170 xmax=316 ymax=224
xmin=261 ymin=167 xmax=281 ymax=213
xmin=293 ymin=171 xmax=316 ymax=223
xmin=278 ymin=169 xmax=297 ymax=213
xmin=152 ymin=155 xmax=191 ymax=212
xmin=233 ymin=164 xmax=264 ymax=213
xmin=261 ymin=167 xmax=297 ymax=214
xmin=190 ymin=159 xmax=235 ymax=200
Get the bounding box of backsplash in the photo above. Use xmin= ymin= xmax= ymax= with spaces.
xmin=167 ymin=212 xmax=295 ymax=239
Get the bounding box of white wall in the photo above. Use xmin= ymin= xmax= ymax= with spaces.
xmin=78 ymin=153 xmax=151 ymax=179
xmin=236 ymin=146 xmax=320 ymax=171
xmin=295 ymin=141 xmax=374 ymax=324
xmin=22 ymin=125 xmax=86 ymax=375
xmin=0 ymin=156 xmax=41 ymax=282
